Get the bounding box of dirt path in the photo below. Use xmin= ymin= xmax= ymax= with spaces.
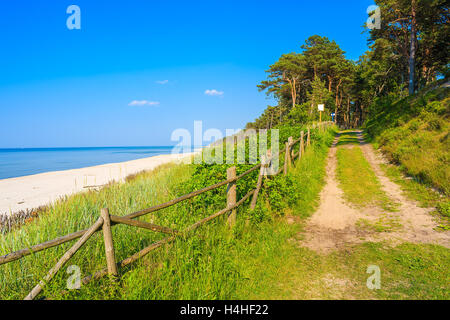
xmin=301 ymin=135 xmax=368 ymax=252
xmin=301 ymin=131 xmax=450 ymax=252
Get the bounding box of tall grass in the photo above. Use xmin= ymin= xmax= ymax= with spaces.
xmin=0 ymin=163 xmax=194 ymax=299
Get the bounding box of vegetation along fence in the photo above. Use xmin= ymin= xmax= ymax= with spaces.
xmin=0 ymin=122 xmax=334 ymax=300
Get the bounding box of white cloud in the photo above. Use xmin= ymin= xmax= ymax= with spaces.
xmin=156 ymin=80 xmax=169 ymax=85
xmin=128 ymin=100 xmax=160 ymax=106
xmin=204 ymin=89 xmax=224 ymax=96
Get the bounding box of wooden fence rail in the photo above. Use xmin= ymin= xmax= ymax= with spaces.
xmin=0 ymin=122 xmax=333 ymax=300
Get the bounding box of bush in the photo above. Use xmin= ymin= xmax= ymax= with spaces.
xmin=262 ymin=174 xmax=300 ymax=214
xmin=437 ymin=201 xmax=450 ymax=218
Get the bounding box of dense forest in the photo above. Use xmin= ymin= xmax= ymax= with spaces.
xmin=247 ymin=0 xmax=449 ymax=129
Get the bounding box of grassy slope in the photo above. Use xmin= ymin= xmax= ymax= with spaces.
xmin=379 ymin=162 xmax=449 ymax=231
xmin=2 ymin=125 xmax=448 ymax=300
xmin=0 ymin=127 xmax=335 ymax=300
xmin=120 ymin=135 xmax=335 ymax=300
xmin=365 ymin=84 xmax=449 ymax=227
xmin=0 ymin=163 xmax=194 ymax=299
xmin=365 ymin=85 xmax=449 ymax=198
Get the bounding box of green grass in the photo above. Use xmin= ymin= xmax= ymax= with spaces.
xmin=290 ymin=136 xmax=333 ymax=219
xmin=379 ymin=163 xmax=442 ymax=207
xmin=379 ymin=161 xmax=450 ymax=231
xmin=0 ymin=162 xmax=195 ymax=299
xmin=365 ymin=85 xmax=450 ymax=195
xmin=114 ymin=127 xmax=337 ymax=300
xmin=264 ymin=241 xmax=450 ymax=300
xmin=2 ymin=125 xmax=448 ymax=300
xmin=336 ymin=146 xmax=398 ymax=211
xmin=335 ymin=131 xmax=361 ymax=147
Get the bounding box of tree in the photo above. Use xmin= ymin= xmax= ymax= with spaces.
xmin=367 ymin=0 xmax=449 ymax=94
xmin=258 ymin=53 xmax=308 ymax=110
xmin=256 ymin=36 xmax=356 ymax=127
xmin=301 ymin=35 xmax=347 ymax=92
xmin=251 ymin=1 xmax=448 ymax=130
xmin=307 ymin=77 xmax=332 ymax=118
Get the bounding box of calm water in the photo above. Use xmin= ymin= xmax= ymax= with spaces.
xmin=0 ymin=146 xmax=182 ymax=180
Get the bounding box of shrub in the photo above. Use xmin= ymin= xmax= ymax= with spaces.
xmin=437 ymin=201 xmax=450 ymax=218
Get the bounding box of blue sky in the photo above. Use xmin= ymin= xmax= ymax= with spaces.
xmin=0 ymin=0 xmax=374 ymax=148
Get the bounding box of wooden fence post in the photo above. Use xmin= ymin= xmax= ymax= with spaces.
xmin=101 ymin=208 xmax=118 ymax=277
xmin=226 ymin=166 xmax=237 ymax=227
xmin=299 ymin=131 xmax=304 ymax=162
xmin=289 ymin=136 xmax=295 ymax=160
xmin=307 ymin=128 xmax=311 ymax=147
xmin=283 ymin=140 xmax=290 ymax=175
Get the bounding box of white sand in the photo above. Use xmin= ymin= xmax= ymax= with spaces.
xmin=0 ymin=152 xmax=196 ymax=216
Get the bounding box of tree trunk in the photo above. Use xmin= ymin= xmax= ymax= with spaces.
xmin=269 ymin=112 xmax=273 ymax=129
xmin=346 ymin=97 xmax=350 ymax=129
xmin=292 ymin=78 xmax=297 ymax=109
xmin=287 ymin=78 xmax=297 ymax=110
xmin=334 ymin=80 xmax=342 ymax=124
xmin=334 ymin=106 xmax=338 ymax=124
xmin=359 ymin=104 xmax=364 ymax=127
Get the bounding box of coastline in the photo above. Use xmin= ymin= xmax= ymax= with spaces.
xmin=0 ymin=151 xmax=197 ymax=216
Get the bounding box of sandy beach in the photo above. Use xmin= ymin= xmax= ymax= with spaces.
xmin=0 ymin=152 xmax=195 ymax=216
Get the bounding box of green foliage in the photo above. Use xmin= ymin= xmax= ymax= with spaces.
xmin=262 ymin=175 xmax=299 ymax=214
xmin=437 ymin=201 xmax=450 ymax=218
xmin=247 ymin=201 xmax=271 ymax=224
xmin=179 ymin=124 xmax=321 ymax=221
xmin=307 ymin=77 xmax=333 ymax=118
xmin=367 ymin=0 xmax=449 ymax=93
xmin=178 ymin=162 xmax=257 ymax=215
xmin=288 ymin=103 xmax=310 ymax=124
xmin=0 ymin=125 xmax=336 ymax=300
xmin=249 ymin=35 xmax=358 ymax=129
xmin=250 ymin=2 xmax=448 ymax=130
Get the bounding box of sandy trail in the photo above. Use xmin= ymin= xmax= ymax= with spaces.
xmin=301 ymin=131 xmax=449 ymax=252
xmin=357 ymin=132 xmax=449 ymax=247
xmin=0 ymin=152 xmax=196 ymax=216
xmin=301 ymin=135 xmax=368 ymax=252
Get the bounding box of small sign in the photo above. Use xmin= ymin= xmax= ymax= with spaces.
xmin=318 ymin=104 xmax=324 ymax=112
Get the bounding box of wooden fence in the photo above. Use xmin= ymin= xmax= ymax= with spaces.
xmin=0 ymin=122 xmax=333 ymax=300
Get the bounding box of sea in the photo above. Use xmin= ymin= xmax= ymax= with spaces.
xmin=0 ymin=146 xmax=184 ymax=180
